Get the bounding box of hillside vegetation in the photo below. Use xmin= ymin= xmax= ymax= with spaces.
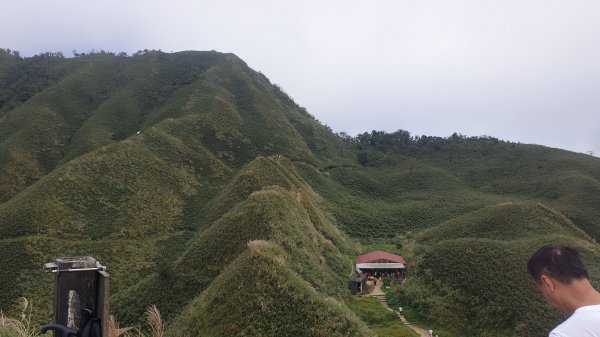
xmin=1 ymin=48 xmax=599 ymax=337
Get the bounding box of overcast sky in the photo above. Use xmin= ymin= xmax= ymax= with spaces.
xmin=1 ymin=0 xmax=599 ymax=155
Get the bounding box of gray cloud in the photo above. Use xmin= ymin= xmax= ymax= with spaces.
xmin=1 ymin=0 xmax=599 ymax=155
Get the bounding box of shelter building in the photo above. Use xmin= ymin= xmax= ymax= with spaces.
xmin=348 ymin=274 xmax=367 ymax=295
xmin=355 ymin=251 xmax=406 ymax=278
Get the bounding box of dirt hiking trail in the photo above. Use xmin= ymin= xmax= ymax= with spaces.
xmin=368 ymin=283 xmax=431 ymax=337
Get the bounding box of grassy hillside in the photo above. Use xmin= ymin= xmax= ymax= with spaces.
xmin=1 ymin=49 xmax=599 ymax=337
xmin=0 ymin=50 xmax=340 ymax=329
xmin=388 ymin=236 xmax=600 ymax=337
xmin=385 ymin=202 xmax=600 ymax=337
xmin=109 ymin=157 xmax=357 ymax=326
xmin=347 ymin=296 xmax=418 ymax=337
xmin=168 ymin=240 xmax=371 ymax=337
xmin=309 ymin=135 xmax=600 ymax=337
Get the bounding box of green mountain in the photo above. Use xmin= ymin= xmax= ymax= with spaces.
xmin=1 ymin=48 xmax=599 ymax=337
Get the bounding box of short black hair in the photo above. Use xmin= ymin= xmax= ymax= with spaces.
xmin=527 ymin=245 xmax=588 ymax=284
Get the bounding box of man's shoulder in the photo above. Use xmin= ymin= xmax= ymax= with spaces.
xmin=550 ymin=305 xmax=600 ymax=337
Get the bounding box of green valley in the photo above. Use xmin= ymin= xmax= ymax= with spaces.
xmin=0 ymin=48 xmax=599 ymax=337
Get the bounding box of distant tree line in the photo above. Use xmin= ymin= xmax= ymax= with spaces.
xmin=0 ymin=49 xmax=66 ymax=59
xmin=2 ymin=48 xmax=192 ymax=60
xmin=338 ymin=129 xmax=500 ymax=145
xmin=336 ymin=129 xmax=507 ymax=159
xmin=71 ymin=49 xmax=165 ymax=57
xmin=0 ymin=48 xmax=21 ymax=57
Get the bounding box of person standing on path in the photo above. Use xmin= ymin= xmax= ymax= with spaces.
xmin=528 ymin=245 xmax=600 ymax=337
xmin=428 ymin=327 xmax=433 ymax=337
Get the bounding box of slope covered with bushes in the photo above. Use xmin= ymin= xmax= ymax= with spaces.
xmin=1 ymin=49 xmax=599 ymax=337
xmin=168 ymin=240 xmax=371 ymax=337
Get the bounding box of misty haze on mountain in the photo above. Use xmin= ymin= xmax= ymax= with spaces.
xmin=2 ymin=0 xmax=599 ymax=155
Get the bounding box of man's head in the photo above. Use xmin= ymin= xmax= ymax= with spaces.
xmin=528 ymin=245 xmax=589 ymax=283
xmin=527 ymin=245 xmax=589 ymax=314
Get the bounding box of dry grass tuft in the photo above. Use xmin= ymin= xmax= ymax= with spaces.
xmin=109 ymin=305 xmax=164 ymax=337
xmin=145 ymin=305 xmax=163 ymax=337
xmin=108 ymin=314 xmax=133 ymax=337
xmin=0 ymin=298 xmax=47 ymax=337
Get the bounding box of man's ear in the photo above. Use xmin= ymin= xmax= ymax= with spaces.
xmin=540 ymin=275 xmax=555 ymax=291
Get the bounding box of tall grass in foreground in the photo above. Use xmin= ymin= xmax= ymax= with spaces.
xmin=0 ymin=298 xmax=48 ymax=337
xmin=0 ymin=297 xmax=165 ymax=337
xmin=111 ymin=305 xmax=165 ymax=337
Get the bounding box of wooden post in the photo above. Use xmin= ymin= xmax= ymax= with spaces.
xmin=96 ymin=271 xmax=110 ymax=337
xmin=44 ymin=257 xmax=109 ymax=337
xmin=53 ymin=257 xmax=98 ymax=330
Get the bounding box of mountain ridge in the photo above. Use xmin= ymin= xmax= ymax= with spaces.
xmin=1 ymin=49 xmax=599 ymax=337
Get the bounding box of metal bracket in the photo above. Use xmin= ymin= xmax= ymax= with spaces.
xmin=43 ymin=261 xmax=106 ymax=273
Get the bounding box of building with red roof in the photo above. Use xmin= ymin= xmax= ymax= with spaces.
xmin=356 ymin=251 xmax=407 ymax=265
xmin=355 ymin=251 xmax=406 ymax=278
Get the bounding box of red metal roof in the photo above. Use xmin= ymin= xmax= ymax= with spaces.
xmin=356 ymin=251 xmax=407 ymax=264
